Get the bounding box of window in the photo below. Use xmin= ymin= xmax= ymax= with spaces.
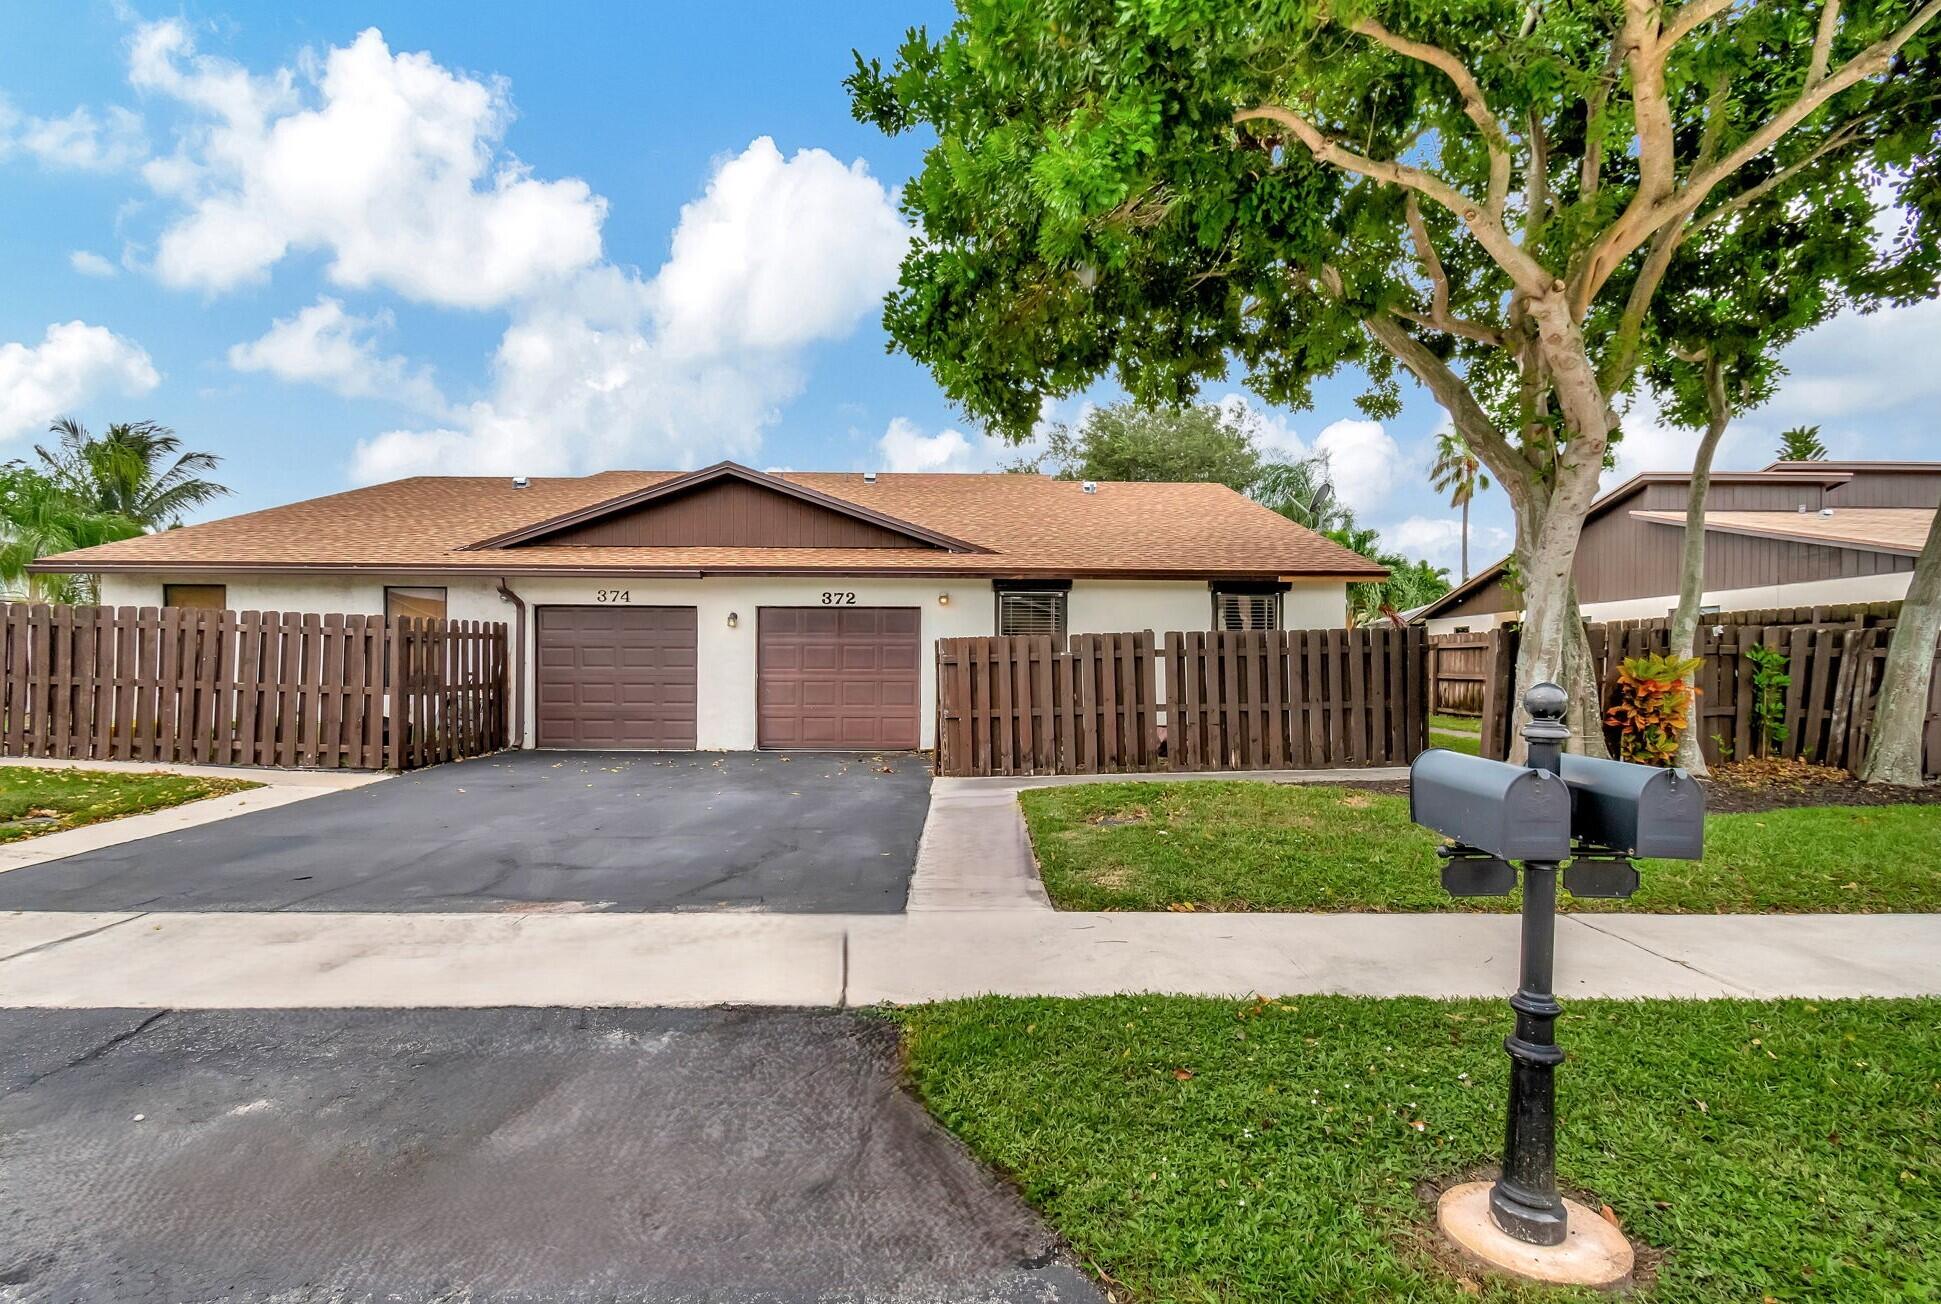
xmin=162 ymin=583 xmax=226 ymax=610
xmin=994 ymin=580 xmax=1069 ymax=639
xmin=385 ymin=585 xmax=448 ymax=622
xmin=1214 ymin=590 xmax=1279 ymax=630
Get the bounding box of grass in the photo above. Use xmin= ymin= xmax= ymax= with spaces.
xmin=1428 ymin=730 xmax=1481 ymax=756
xmin=1429 ymin=713 xmax=1483 ymax=734
xmin=0 ymin=766 xmax=259 ymax=843
xmin=1020 ymin=780 xmax=1941 ymax=913
xmin=897 ymin=994 xmax=1941 ymax=1303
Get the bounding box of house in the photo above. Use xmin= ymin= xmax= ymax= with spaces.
xmin=34 ymin=461 xmax=1384 ymax=752
xmin=1415 ymin=460 xmax=1941 ymax=635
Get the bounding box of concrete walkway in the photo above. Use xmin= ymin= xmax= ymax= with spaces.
xmin=4 ymin=908 xmax=1937 ymax=1007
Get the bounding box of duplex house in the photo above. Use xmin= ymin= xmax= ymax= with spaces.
xmin=1417 ymin=460 xmax=1940 ymax=634
xmin=37 ymin=461 xmax=1383 ymax=751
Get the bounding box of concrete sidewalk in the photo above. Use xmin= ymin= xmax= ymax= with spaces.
xmin=4 ymin=908 xmax=1936 ymax=1007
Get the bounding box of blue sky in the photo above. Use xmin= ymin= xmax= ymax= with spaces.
xmin=2 ymin=2 xmax=1935 ymax=580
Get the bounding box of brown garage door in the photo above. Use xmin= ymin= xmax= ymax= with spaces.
xmin=757 ymin=607 xmax=920 ymax=750
xmin=536 ymin=606 xmax=697 ymax=749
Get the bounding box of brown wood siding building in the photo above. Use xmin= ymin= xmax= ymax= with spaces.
xmin=1423 ymin=465 xmax=1935 ymax=623
xmin=521 ymin=479 xmax=942 ymax=550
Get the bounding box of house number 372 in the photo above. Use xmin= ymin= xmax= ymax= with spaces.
xmin=820 ymin=591 xmax=856 ymax=605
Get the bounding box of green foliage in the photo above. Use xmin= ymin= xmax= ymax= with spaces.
xmin=899 ymin=995 xmax=1941 ymax=1302
xmin=1323 ymin=523 xmax=1451 ymax=625
xmin=1777 ymin=424 xmax=1830 ymax=462
xmin=1252 ymin=455 xmax=1355 ymax=535
xmin=1606 ymin=652 xmax=1705 ymax=766
xmin=1019 ymin=780 xmax=1941 ymax=913
xmin=36 ymin=418 xmax=228 ymax=528
xmin=0 ymin=465 xmax=143 ymax=603
xmin=1745 ymin=643 xmax=1793 ymax=756
xmin=1010 ymin=400 xmax=1262 ymax=490
xmin=1428 ymin=432 xmax=1488 ymax=508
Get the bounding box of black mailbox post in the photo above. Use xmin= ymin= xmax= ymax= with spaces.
xmin=1409 ymin=682 xmax=1705 ymax=1249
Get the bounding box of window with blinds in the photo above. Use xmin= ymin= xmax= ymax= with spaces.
xmin=997 ymin=589 xmax=1068 ymax=639
xmin=1214 ymin=590 xmax=1280 ymax=631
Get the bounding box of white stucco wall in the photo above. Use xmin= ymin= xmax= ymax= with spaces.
xmin=1419 ymin=568 xmax=1916 ymax=636
xmin=94 ymin=572 xmax=1350 ymax=751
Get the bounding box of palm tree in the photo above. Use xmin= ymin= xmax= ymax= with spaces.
xmin=0 ymin=467 xmax=143 ymax=603
xmin=36 ymin=418 xmax=228 ymax=527
xmin=1775 ymin=425 xmax=1828 ymax=462
xmin=1429 ymin=432 xmax=1490 ymax=582
xmin=1254 ymin=453 xmax=1356 ymax=535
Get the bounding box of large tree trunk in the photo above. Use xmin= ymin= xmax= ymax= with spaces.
xmin=1460 ymin=497 xmax=1470 ymax=581
xmin=1668 ymin=357 xmax=1731 ymax=774
xmin=1859 ymin=507 xmax=1941 ymax=787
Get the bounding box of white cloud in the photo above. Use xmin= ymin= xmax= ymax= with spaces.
xmin=228 ymin=297 xmax=445 ymax=413
xmin=132 ymin=21 xmax=604 ymax=306
xmin=1382 ymin=515 xmax=1510 ymax=568
xmin=0 ymin=321 xmax=160 ymax=443
xmin=353 ymin=138 xmax=911 ymax=480
xmin=1312 ymin=418 xmax=1405 ymax=514
xmin=1 ymin=99 xmax=147 ymax=171
xmin=878 ymin=418 xmax=977 ymax=472
xmin=653 ymin=137 xmax=911 ymax=355
xmin=1770 ymin=297 xmax=1941 ymax=431
xmin=69 ymin=250 xmax=119 ymax=278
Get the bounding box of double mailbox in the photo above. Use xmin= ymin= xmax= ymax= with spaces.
xmin=1410 ymin=748 xmax=1705 ymax=898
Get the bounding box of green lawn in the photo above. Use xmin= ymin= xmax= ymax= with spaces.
xmin=1020 ymin=780 xmax=1941 ymax=913
xmin=1429 ymin=714 xmax=1483 ymax=734
xmin=0 ymin=766 xmax=259 ymax=843
xmin=898 ymin=995 xmax=1941 ymax=1302
xmin=1429 ymin=730 xmax=1481 ymax=756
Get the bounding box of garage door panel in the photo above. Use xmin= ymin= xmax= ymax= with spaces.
xmin=757 ymin=606 xmax=920 ymax=751
xmin=537 ymin=606 xmax=698 ymax=750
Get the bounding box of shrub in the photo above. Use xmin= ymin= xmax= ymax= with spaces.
xmin=1745 ymin=643 xmax=1792 ymax=756
xmin=1605 ymin=652 xmax=1704 ymax=766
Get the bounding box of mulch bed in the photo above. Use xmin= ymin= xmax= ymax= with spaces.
xmin=1324 ymin=757 xmax=1939 ymax=814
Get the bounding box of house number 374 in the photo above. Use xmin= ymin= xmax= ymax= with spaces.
xmin=596 ymin=589 xmax=631 ymax=603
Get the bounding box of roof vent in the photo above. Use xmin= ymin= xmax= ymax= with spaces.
xmin=1081 ymin=480 xmax=1099 ymax=494
xmin=1819 ymin=506 xmax=1835 ymax=517
xmin=863 ymin=471 xmax=878 ymax=484
xmin=511 ymin=475 xmax=530 ymax=490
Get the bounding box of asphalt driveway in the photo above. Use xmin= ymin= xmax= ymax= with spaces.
xmin=0 ymin=751 xmax=930 ymax=914
xmin=0 ymin=1006 xmax=1101 ymax=1303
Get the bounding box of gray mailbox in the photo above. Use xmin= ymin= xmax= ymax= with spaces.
xmin=1558 ymin=753 xmax=1705 ymax=860
xmin=1409 ymin=749 xmax=1572 ymax=863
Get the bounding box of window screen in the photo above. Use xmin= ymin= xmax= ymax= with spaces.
xmin=1214 ymin=590 xmax=1279 ymax=631
xmin=997 ymin=589 xmax=1067 ymax=639
xmin=162 ymin=583 xmax=226 ymax=610
xmin=385 ymin=585 xmax=448 ymax=622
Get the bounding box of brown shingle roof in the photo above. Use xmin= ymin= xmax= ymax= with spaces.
xmin=35 ymin=465 xmax=1386 ymax=580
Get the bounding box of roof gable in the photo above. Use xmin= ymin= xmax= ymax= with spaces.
xmin=468 ymin=462 xmax=987 ymax=553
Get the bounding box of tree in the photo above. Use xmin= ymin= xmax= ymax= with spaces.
xmin=1860 ymin=508 xmax=1941 ymax=786
xmin=37 ymin=419 xmax=228 ymax=528
xmin=1429 ymin=433 xmax=1490 ymax=581
xmin=1324 ymin=523 xmax=1452 ymax=624
xmin=1253 ymin=453 xmax=1357 ymax=535
xmin=1776 ymin=425 xmax=1830 ymax=461
xmin=1008 ymin=401 xmax=1262 ymax=491
xmin=851 ymin=0 xmax=1941 ymax=752
xmin=1641 ymin=129 xmax=1898 ymax=772
xmin=0 ymin=466 xmax=142 ymax=603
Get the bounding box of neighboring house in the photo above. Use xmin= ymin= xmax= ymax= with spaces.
xmin=1416 ymin=460 xmax=1941 ymax=635
xmin=34 ymin=461 xmax=1383 ymax=751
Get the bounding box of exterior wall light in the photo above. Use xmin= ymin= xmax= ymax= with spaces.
xmin=726 ymin=611 xmax=739 ymax=628
xmin=938 ymin=593 xmax=951 ymax=606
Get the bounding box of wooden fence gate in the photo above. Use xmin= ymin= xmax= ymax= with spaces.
xmin=935 ymin=626 xmax=1427 ymax=777
xmin=0 ymin=603 xmax=508 ymax=771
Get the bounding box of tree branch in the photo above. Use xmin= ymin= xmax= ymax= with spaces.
xmin=1233 ymin=106 xmax=1551 ymax=295
xmin=1657 ymin=0 xmax=1736 ymax=52
xmin=1569 ymin=0 xmax=1941 ymax=318
xmin=1580 ymin=33 xmax=1626 ymax=203
xmin=1808 ymin=0 xmax=1843 ymax=88
xmin=1348 ymin=16 xmax=1513 ymax=218
xmin=1362 ymin=312 xmax=1529 ymax=497
xmin=1687 ymin=119 xmax=1866 ymax=234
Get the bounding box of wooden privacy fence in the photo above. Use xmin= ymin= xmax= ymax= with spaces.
xmin=1428 ymin=632 xmax=1491 ymax=716
xmin=935 ymin=626 xmax=1427 ymax=777
xmin=0 ymin=603 xmax=508 ymax=770
xmin=1473 ymin=615 xmax=1941 ymax=777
